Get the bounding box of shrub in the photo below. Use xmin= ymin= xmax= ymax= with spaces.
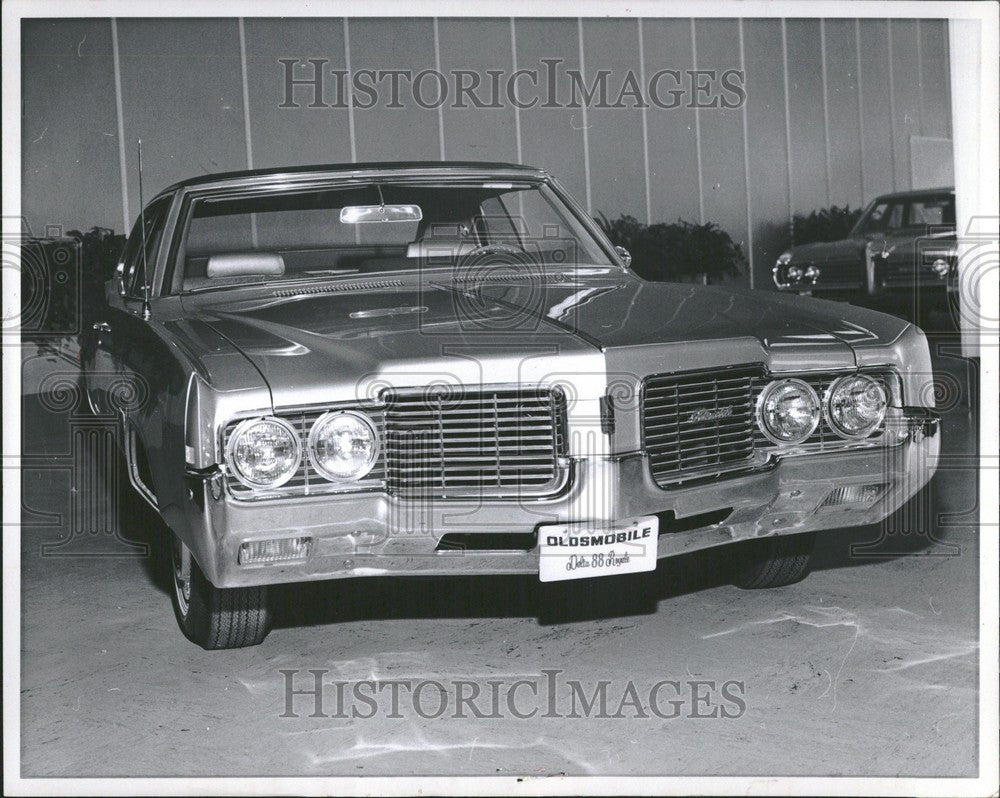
xmin=789 ymin=205 xmax=863 ymax=247
xmin=68 ymin=227 xmax=127 ymax=331
xmin=595 ymin=213 xmax=747 ymax=283
xmin=67 ymin=226 xmax=127 ymax=283
xmin=20 ymin=227 xmax=126 ymax=346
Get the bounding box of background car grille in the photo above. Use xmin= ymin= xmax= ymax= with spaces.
xmin=382 ymin=387 xmax=567 ymax=497
xmin=796 ymin=258 xmax=865 ymax=289
xmin=643 ymin=367 xmax=761 ymax=484
xmin=642 ymin=367 xmax=892 ymax=487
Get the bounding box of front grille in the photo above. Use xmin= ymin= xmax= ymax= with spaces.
xmin=382 ymin=387 xmax=567 ymax=497
xmin=807 ymin=258 xmax=865 ymax=288
xmin=642 ymin=367 xmax=761 ymax=484
xmin=642 ymin=367 xmax=894 ymax=487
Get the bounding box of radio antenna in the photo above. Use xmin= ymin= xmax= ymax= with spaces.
xmin=138 ymin=139 xmax=151 ymax=320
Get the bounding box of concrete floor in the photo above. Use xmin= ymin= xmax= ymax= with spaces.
xmin=19 ymin=339 xmax=980 ymax=778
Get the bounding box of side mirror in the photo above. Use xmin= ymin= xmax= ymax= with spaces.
xmin=614 ymin=245 xmax=632 ymax=268
xmin=115 ymin=262 xmax=126 ymax=296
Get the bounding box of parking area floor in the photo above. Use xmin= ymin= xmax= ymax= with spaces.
xmin=18 ymin=343 xmax=980 ymax=778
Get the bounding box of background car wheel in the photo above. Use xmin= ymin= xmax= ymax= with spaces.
xmin=170 ymin=536 xmax=272 ymax=649
xmin=733 ymin=531 xmax=816 ymax=589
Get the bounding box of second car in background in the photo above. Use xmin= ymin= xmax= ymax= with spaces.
xmin=773 ymin=188 xmax=956 ymax=304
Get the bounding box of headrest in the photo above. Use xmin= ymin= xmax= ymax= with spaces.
xmin=406 ymin=240 xmax=476 ymax=260
xmin=206 ymin=252 xmax=285 ymax=279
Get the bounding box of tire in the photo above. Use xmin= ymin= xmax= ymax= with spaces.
xmin=170 ymin=535 xmax=272 ymax=649
xmin=733 ymin=531 xmax=816 ymax=590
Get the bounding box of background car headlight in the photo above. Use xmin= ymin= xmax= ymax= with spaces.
xmin=308 ymin=410 xmax=380 ymax=481
xmin=772 ymin=253 xmax=795 ymax=288
xmin=826 ymin=374 xmax=887 ymax=438
xmin=757 ymin=378 xmax=821 ymax=444
xmin=227 ymin=417 xmax=301 ymax=489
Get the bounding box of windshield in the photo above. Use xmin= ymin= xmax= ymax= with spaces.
xmin=176 ymin=180 xmax=614 ymax=292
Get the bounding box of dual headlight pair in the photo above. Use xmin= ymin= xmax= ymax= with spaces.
xmin=773 ymin=253 xmax=820 ymax=287
xmin=226 ymin=411 xmax=379 ymax=490
xmin=757 ymin=374 xmax=888 ymax=445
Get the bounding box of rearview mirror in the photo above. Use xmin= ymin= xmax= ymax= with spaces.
xmin=115 ymin=262 xmax=126 ymax=296
xmin=340 ymin=204 xmax=423 ymax=224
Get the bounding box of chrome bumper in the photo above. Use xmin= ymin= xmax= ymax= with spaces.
xmin=180 ymin=415 xmax=939 ymax=588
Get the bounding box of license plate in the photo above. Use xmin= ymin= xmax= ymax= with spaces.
xmin=538 ymin=516 xmax=659 ymax=582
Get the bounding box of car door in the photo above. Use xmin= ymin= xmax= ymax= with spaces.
xmin=85 ymin=196 xmax=172 ymax=420
xmin=879 ymin=195 xmax=956 ymax=292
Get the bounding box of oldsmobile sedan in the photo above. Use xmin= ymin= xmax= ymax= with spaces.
xmin=772 ymin=188 xmax=956 ymax=302
xmin=83 ymin=161 xmax=940 ymax=648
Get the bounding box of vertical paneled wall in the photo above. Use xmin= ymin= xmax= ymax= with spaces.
xmin=21 ymin=16 xmax=953 ymax=289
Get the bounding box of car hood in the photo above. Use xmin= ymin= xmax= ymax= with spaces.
xmin=788 ymin=237 xmax=867 ymax=261
xmin=183 ymin=272 xmax=909 ymax=406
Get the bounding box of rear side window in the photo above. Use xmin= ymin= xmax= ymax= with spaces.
xmin=907 ymin=196 xmax=955 ymax=227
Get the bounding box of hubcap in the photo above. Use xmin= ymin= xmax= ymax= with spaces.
xmin=171 ymin=537 xmax=192 ymax=617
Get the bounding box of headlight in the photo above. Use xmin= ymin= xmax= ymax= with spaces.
xmin=772 ymin=253 xmax=794 ymax=288
xmin=757 ymin=378 xmax=821 ymax=444
xmin=786 ymin=264 xmax=803 ymax=282
xmin=826 ymin=375 xmax=887 ymax=438
xmin=227 ymin=417 xmax=301 ymax=489
xmin=308 ymin=410 xmax=380 ymax=481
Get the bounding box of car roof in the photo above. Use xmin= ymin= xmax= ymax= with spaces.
xmin=872 ymin=187 xmax=954 ymax=202
xmin=158 ymin=160 xmax=548 ymax=195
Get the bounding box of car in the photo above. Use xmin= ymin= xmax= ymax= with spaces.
xmin=772 ymin=188 xmax=957 ymax=304
xmin=82 ymin=161 xmax=941 ymax=649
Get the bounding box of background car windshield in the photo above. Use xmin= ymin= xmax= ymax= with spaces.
xmin=180 ymin=181 xmax=613 ymax=291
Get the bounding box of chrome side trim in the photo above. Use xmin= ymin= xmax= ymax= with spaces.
xmin=124 ymin=427 xmax=158 ymax=510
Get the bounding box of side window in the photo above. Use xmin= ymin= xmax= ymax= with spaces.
xmin=121 ymin=196 xmax=172 ymax=296
xmin=884 ymin=202 xmax=904 ymax=231
xmin=859 ymin=200 xmax=905 ymax=234
xmin=908 ymin=196 xmax=955 ymax=227
xmin=867 ymin=202 xmax=888 ymax=224
xmin=476 ymin=196 xmax=520 ymax=243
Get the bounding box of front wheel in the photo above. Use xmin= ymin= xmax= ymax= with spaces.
xmin=733 ymin=531 xmax=816 ymax=589
xmin=170 ymin=536 xmax=272 ymax=649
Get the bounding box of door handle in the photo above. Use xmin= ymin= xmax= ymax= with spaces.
xmin=93 ymin=321 xmax=111 ymax=333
